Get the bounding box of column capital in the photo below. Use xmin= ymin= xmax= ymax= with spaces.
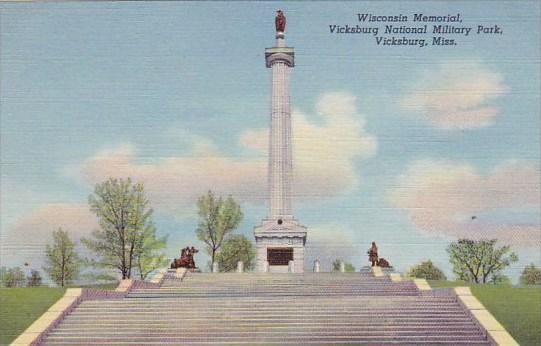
xmin=265 ymin=47 xmax=295 ymax=68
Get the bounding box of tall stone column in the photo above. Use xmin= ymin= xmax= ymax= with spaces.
xmin=267 ymin=33 xmax=294 ymax=219
xmin=254 ymin=12 xmax=307 ymax=273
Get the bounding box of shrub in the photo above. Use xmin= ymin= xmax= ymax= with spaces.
xmin=520 ymin=264 xmax=541 ymax=285
xmin=27 ymin=270 xmax=43 ymax=287
xmin=407 ymin=260 xmax=447 ymax=280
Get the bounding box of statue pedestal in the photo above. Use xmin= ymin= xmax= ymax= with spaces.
xmin=254 ymin=218 xmax=307 ymax=273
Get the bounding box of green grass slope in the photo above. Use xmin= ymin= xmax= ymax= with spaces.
xmin=429 ymin=281 xmax=541 ymax=346
xmin=0 ymin=287 xmax=65 ymax=345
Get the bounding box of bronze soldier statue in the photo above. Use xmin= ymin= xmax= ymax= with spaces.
xmin=275 ymin=10 xmax=286 ymax=32
xmin=368 ymin=241 xmax=378 ymax=267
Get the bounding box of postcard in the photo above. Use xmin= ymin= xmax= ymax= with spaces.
xmin=1 ymin=1 xmax=539 ymax=345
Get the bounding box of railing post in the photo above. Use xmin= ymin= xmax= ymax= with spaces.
xmin=288 ymin=260 xmax=295 ymax=273
xmin=212 ymin=262 xmax=219 ymax=273
xmin=263 ymin=260 xmax=269 ymax=273
xmin=313 ymin=259 xmax=320 ymax=273
xmin=237 ymin=261 xmax=244 ymax=273
xmin=339 ymin=261 xmax=345 ymax=273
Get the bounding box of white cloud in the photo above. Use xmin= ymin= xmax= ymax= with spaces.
xmin=77 ymin=91 xmax=376 ymax=215
xmin=401 ymin=61 xmax=507 ymax=129
xmin=241 ymin=91 xmax=377 ymax=200
xmin=387 ymin=160 xmax=541 ymax=247
xmin=304 ymin=223 xmax=361 ymax=272
xmin=1 ymin=203 xmax=97 ymax=267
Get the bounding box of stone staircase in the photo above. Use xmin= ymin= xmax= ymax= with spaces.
xmin=41 ymin=271 xmax=491 ymax=345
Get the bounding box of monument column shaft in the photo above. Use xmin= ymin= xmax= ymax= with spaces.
xmin=254 ymin=13 xmax=306 ymax=274
xmin=269 ymin=60 xmax=292 ymax=219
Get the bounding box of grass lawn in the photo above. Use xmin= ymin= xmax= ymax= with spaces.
xmin=429 ymin=281 xmax=541 ymax=346
xmin=0 ymin=287 xmax=65 ymax=345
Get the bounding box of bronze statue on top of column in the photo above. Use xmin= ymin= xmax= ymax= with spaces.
xmin=275 ymin=10 xmax=286 ymax=32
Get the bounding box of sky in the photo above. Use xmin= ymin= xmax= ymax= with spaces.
xmin=1 ymin=1 xmax=540 ymax=281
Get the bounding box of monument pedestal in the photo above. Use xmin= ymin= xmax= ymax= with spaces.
xmin=254 ymin=218 xmax=307 ymax=273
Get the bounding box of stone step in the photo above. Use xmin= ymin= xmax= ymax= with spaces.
xmin=52 ymin=323 xmax=480 ymax=331
xmin=68 ymin=306 xmax=467 ymax=312
xmin=65 ymin=313 xmax=470 ymax=321
xmin=82 ymin=296 xmax=456 ymax=303
xmin=60 ymin=316 xmax=474 ymax=323
xmin=77 ymin=303 xmax=463 ymax=313
xmin=161 ymin=285 xmax=406 ymax=289
xmin=47 ymin=330 xmax=485 ymax=338
xmin=42 ymin=335 xmax=490 ymax=343
xmin=72 ymin=307 xmax=465 ymax=313
xmin=55 ymin=322 xmax=478 ymax=330
xmin=43 ymin=341 xmax=489 ymax=345
xmin=126 ymin=293 xmax=420 ymax=298
xmin=81 ymin=300 xmax=457 ymax=306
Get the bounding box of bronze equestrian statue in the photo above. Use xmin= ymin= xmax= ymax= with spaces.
xmin=171 ymin=246 xmax=199 ymax=270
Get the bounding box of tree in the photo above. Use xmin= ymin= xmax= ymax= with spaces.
xmin=407 ymin=260 xmax=447 ymax=280
xmin=83 ymin=178 xmax=167 ymax=280
xmin=0 ymin=267 xmax=7 ymax=287
xmin=136 ymin=233 xmax=168 ymax=280
xmin=520 ymin=264 xmax=541 ymax=285
xmin=196 ymin=191 xmax=243 ymax=269
xmin=44 ymin=228 xmax=80 ymax=287
xmin=332 ymin=259 xmax=356 ymax=272
xmin=27 ymin=270 xmax=43 ymax=287
xmin=3 ymin=267 xmax=26 ymax=287
xmin=215 ymin=235 xmax=256 ymax=272
xmin=447 ymin=239 xmax=518 ymax=284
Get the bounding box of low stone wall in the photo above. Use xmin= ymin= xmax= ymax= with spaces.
xmin=11 ymin=288 xmax=83 ymax=346
xmin=149 ymin=268 xmax=167 ymax=285
xmin=454 ymin=287 xmax=518 ymax=346
xmin=413 ymin=278 xmax=432 ymax=291
xmin=10 ymin=274 xmax=168 ymax=346
xmin=381 ymin=271 xmax=516 ymax=345
xmin=371 ymin=266 xmax=384 ymax=277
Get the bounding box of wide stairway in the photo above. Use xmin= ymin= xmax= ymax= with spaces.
xmin=42 ymin=271 xmax=491 ymax=345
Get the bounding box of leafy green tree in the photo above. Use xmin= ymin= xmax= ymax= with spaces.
xmin=3 ymin=267 xmax=26 ymax=287
xmin=215 ymin=235 xmax=256 ymax=272
xmin=196 ymin=191 xmax=243 ymax=268
xmin=27 ymin=269 xmax=43 ymax=287
xmin=0 ymin=267 xmax=7 ymax=287
xmin=83 ymin=178 xmax=167 ymax=279
xmin=520 ymin=264 xmax=541 ymax=285
xmin=407 ymin=260 xmax=447 ymax=280
xmin=136 ymin=233 xmax=168 ymax=280
xmin=447 ymin=239 xmax=518 ymax=284
xmin=332 ymin=259 xmax=356 ymax=272
xmin=44 ymin=228 xmax=80 ymax=287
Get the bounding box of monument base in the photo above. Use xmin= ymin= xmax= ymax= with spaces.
xmin=254 ymin=217 xmax=307 ymax=273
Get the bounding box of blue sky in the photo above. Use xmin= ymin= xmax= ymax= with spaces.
xmin=1 ymin=1 xmax=539 ymax=281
